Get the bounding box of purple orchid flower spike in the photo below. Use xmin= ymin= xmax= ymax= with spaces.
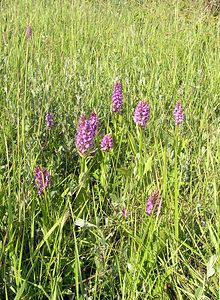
xmin=34 ymin=165 xmax=50 ymax=194
xmin=101 ymin=134 xmax=113 ymax=151
xmin=173 ymin=101 xmax=184 ymax=125
xmin=134 ymin=100 xmax=150 ymax=127
xmin=112 ymin=78 xmax=123 ymax=113
xmin=146 ymin=189 xmax=162 ymax=215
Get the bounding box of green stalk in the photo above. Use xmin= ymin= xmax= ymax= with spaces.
xmin=79 ymin=156 xmax=87 ymax=187
xmin=100 ymin=153 xmax=109 ymax=192
xmin=138 ymin=126 xmax=144 ymax=180
xmin=174 ymin=125 xmax=179 ymax=241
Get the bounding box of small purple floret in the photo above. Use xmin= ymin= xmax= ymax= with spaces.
xmin=173 ymin=101 xmax=184 ymax=125
xmin=133 ymin=100 xmax=150 ymax=127
xmin=112 ymin=79 xmax=123 ymax=113
xmin=89 ymin=112 xmax=98 ymax=135
xmin=45 ymin=112 xmax=53 ymax=129
xmin=122 ymin=207 xmax=128 ymax=218
xmin=34 ymin=165 xmax=50 ymax=194
xmin=75 ymin=112 xmax=98 ymax=155
xmin=26 ymin=25 xmax=33 ymax=39
xmin=146 ymin=189 xmax=161 ymax=215
xmin=101 ymin=134 xmax=113 ymax=151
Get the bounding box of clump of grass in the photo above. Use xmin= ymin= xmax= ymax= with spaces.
xmin=0 ymin=0 xmax=220 ymax=299
xmin=205 ymin=0 xmax=220 ymax=16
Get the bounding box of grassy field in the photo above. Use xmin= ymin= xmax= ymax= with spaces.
xmin=0 ymin=0 xmax=220 ymax=299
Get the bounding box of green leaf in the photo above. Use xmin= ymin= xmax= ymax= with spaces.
xmin=195 ymin=286 xmax=204 ymax=300
xmin=75 ymin=218 xmax=96 ymax=228
xmin=61 ymin=187 xmax=70 ymax=198
xmin=144 ymin=155 xmax=153 ymax=174
xmin=117 ymin=167 xmax=131 ymax=175
xmin=207 ymin=254 xmax=218 ymax=279
xmin=128 ymin=132 xmax=137 ymax=154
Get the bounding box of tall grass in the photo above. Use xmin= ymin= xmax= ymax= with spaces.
xmin=0 ymin=0 xmax=220 ymax=299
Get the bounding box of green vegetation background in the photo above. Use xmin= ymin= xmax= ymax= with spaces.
xmin=0 ymin=0 xmax=219 ymax=299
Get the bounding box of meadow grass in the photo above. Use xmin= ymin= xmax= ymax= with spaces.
xmin=0 ymin=0 xmax=220 ymax=299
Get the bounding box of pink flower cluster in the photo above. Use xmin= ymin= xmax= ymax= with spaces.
xmin=75 ymin=112 xmax=98 ymax=155
xmin=45 ymin=112 xmax=53 ymax=129
xmin=101 ymin=134 xmax=113 ymax=151
xmin=146 ymin=189 xmax=161 ymax=215
xmin=112 ymin=80 xmax=123 ymax=113
xmin=34 ymin=165 xmax=50 ymax=195
xmin=26 ymin=25 xmax=33 ymax=39
xmin=133 ymin=100 xmax=150 ymax=127
xmin=173 ymin=101 xmax=184 ymax=125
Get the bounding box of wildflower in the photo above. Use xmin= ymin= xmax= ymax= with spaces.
xmin=146 ymin=189 xmax=161 ymax=215
xmin=101 ymin=134 xmax=113 ymax=151
xmin=34 ymin=165 xmax=50 ymax=194
xmin=75 ymin=112 xmax=98 ymax=155
xmin=173 ymin=101 xmax=184 ymax=125
xmin=26 ymin=25 xmax=33 ymax=39
xmin=133 ymin=100 xmax=150 ymax=127
xmin=112 ymin=79 xmax=123 ymax=113
xmin=122 ymin=207 xmax=128 ymax=218
xmin=45 ymin=112 xmax=53 ymax=129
